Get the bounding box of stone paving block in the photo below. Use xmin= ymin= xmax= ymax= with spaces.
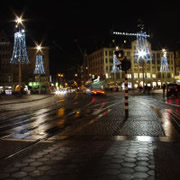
xmin=29 ymin=161 xmax=43 ymax=167
xmin=133 ymin=172 xmax=149 ymax=178
xmin=14 ymin=162 xmax=28 ymax=168
xmin=119 ymin=167 xmax=135 ymax=174
xmin=11 ymin=171 xmax=27 ymax=178
xmin=4 ymin=167 xmax=19 ymax=173
xmin=29 ymin=170 xmax=45 ymax=177
xmin=137 ymin=156 xmax=149 ymax=161
xmin=124 ymin=157 xmax=136 ymax=162
xmin=148 ymin=170 xmax=155 ymax=176
xmin=38 ymin=165 xmax=51 ymax=171
xmin=118 ymin=173 xmax=134 ymax=180
xmin=134 ymin=165 xmax=149 ymax=172
xmin=121 ymin=162 xmax=136 ymax=168
xmin=136 ymin=161 xmax=149 ymax=166
xmin=21 ymin=166 xmax=36 ymax=172
xmin=148 ymin=164 xmax=155 ymax=169
xmin=23 ymin=158 xmax=35 ymax=163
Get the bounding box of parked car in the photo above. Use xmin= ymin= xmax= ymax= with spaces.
xmin=167 ymin=83 xmax=178 ymax=97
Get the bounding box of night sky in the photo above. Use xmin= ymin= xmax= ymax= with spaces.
xmin=0 ymin=0 xmax=180 ymax=75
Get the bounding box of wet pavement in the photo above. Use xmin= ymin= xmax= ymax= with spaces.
xmin=0 ymin=91 xmax=179 ymax=180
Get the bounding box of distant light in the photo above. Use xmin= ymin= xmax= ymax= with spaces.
xmin=37 ymin=45 xmax=41 ymax=51
xmin=137 ymin=50 xmax=146 ymax=58
xmin=162 ymin=48 xmax=167 ymax=57
xmin=16 ymin=17 xmax=22 ymax=24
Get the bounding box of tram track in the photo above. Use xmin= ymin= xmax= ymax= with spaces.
xmin=0 ymin=94 xmax=119 ymax=162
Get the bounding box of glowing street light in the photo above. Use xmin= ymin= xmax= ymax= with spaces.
xmin=37 ymin=45 xmax=41 ymax=51
xmin=16 ymin=17 xmax=22 ymax=25
xmin=162 ymin=48 xmax=167 ymax=57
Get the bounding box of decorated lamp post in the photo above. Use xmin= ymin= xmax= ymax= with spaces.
xmin=160 ymin=49 xmax=170 ymax=98
xmin=134 ymin=23 xmax=151 ymax=89
xmin=10 ymin=16 xmax=30 ymax=94
xmin=34 ymin=45 xmax=45 ymax=94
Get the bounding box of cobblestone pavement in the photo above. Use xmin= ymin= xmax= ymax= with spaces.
xmin=0 ymin=139 xmax=156 ymax=180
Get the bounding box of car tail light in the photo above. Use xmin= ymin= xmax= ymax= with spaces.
xmin=175 ymin=88 xmax=178 ymax=92
xmin=168 ymin=89 xmax=170 ymax=92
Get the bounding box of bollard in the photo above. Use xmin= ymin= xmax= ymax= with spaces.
xmin=124 ymin=70 xmax=128 ymax=117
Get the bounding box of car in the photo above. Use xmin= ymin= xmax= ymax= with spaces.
xmin=91 ymin=89 xmax=105 ymax=95
xmin=166 ymin=83 xmax=178 ymax=97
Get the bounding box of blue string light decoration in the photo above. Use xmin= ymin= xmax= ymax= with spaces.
xmin=134 ymin=31 xmax=151 ymax=63
xmin=10 ymin=29 xmax=30 ymax=64
xmin=111 ymin=54 xmax=122 ymax=72
xmin=34 ymin=55 xmax=45 ymax=74
xmin=160 ymin=50 xmax=170 ymax=72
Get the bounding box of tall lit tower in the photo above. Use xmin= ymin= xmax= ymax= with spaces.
xmin=10 ymin=16 xmax=29 ymax=92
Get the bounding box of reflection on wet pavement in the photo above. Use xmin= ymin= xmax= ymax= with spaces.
xmin=160 ymin=109 xmax=180 ymax=138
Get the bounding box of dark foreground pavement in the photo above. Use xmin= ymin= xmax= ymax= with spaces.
xmin=0 ymin=138 xmax=180 ymax=180
xmin=0 ymin=93 xmax=180 ymax=180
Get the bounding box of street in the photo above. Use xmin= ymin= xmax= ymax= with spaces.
xmin=0 ymin=90 xmax=180 ymax=179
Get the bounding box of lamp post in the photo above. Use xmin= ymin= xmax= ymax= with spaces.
xmin=34 ymin=44 xmax=45 ymax=94
xmin=160 ymin=48 xmax=169 ymax=98
xmin=37 ymin=45 xmax=41 ymax=94
xmin=137 ymin=50 xmax=146 ymax=90
xmin=10 ymin=15 xmax=30 ymax=95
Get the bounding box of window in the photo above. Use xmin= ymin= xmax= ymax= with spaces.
xmin=127 ymin=74 xmax=132 ymax=79
xmin=152 ymin=74 xmax=156 ymax=78
xmin=109 ymin=51 xmax=113 ymax=56
xmin=116 ymin=73 xmax=120 ymax=79
xmin=105 ymin=58 xmax=108 ymax=63
xmin=134 ymin=73 xmax=138 ymax=78
xmin=147 ymin=73 xmax=151 ymax=78
xmin=105 ymin=51 xmax=108 ymax=56
xmin=127 ymin=51 xmax=131 ymax=57
xmin=139 ymin=73 xmax=143 ymax=78
xmin=158 ymin=73 xmax=161 ymax=78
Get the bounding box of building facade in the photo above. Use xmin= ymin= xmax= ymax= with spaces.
xmin=0 ymin=31 xmax=50 ymax=94
xmin=85 ymin=41 xmax=175 ymax=88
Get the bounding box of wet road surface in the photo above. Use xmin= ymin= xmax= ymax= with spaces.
xmin=0 ymin=92 xmax=180 ymax=180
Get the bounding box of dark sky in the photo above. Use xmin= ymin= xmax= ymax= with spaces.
xmin=0 ymin=0 xmax=180 ymax=75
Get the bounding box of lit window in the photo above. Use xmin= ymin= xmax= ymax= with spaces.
xmin=147 ymin=73 xmax=151 ymax=78
xmin=152 ymin=74 xmax=156 ymax=78
xmin=134 ymin=73 xmax=138 ymax=78
xmin=127 ymin=74 xmax=132 ymax=79
xmin=139 ymin=73 xmax=143 ymax=78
